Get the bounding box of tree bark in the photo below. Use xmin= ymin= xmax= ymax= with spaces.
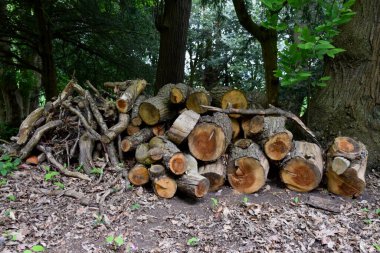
xmin=154 ymin=0 xmax=192 ymax=90
xmin=308 ymin=0 xmax=380 ymax=170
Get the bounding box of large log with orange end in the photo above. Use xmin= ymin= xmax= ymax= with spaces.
xmin=185 ymin=87 xmax=212 ymax=114
xmin=116 ymin=79 xmax=147 ymax=113
xmin=280 ymin=141 xmax=323 ymax=192
xmin=210 ymin=86 xmax=248 ymax=118
xmin=149 ymin=136 xmax=187 ymax=175
xmin=149 ymin=164 xmax=177 ymax=199
xmin=326 ymin=137 xmax=367 ymax=197
xmin=254 ymin=116 xmax=293 ymax=161
xmin=227 ymin=141 xmax=269 ymax=194
xmin=167 ymin=109 xmax=200 ymax=145
xmin=170 ymin=83 xmax=191 ymax=104
xmin=128 ymin=164 xmax=150 ymax=186
xmin=176 ymin=173 xmax=210 ymax=198
xmin=188 ymin=112 xmax=232 ymax=162
xmin=139 ymin=83 xmax=176 ymax=125
xmin=198 ymin=157 xmax=226 ymax=192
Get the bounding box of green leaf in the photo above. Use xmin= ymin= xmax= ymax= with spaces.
xmin=293 ymin=197 xmax=299 ymax=203
xmin=375 ymin=209 xmax=380 ymax=215
xmin=374 ymin=243 xmax=380 ymax=251
xmin=297 ymin=42 xmax=314 ymax=50
xmin=187 ymin=237 xmax=199 ymax=246
xmin=319 ymin=76 xmax=331 ymax=81
xmin=343 ymin=0 xmax=355 ymax=8
xmin=54 ymin=182 xmax=65 ymax=189
xmin=298 ymin=72 xmax=312 ymax=78
xmin=364 ymin=219 xmax=372 ymax=224
xmin=131 ymin=203 xmax=140 ymax=211
xmin=7 ymin=195 xmax=16 ymax=201
xmin=114 ymin=235 xmax=124 ymax=247
xmin=23 ymin=250 xmax=33 ymax=253
xmin=106 ymin=235 xmax=114 ymax=244
xmin=31 ymin=245 xmax=45 ymax=252
xmin=327 ymin=48 xmax=346 ymax=58
xmin=210 ymin=197 xmax=218 ymax=207
xmin=361 ymin=208 xmax=369 ymax=212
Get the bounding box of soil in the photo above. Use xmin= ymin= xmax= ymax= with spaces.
xmin=0 ymin=167 xmax=379 ymax=253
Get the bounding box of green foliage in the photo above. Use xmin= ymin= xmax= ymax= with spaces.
xmin=106 ymin=234 xmax=124 ymax=249
xmin=293 ymin=197 xmax=300 ymax=203
xmin=130 ymin=203 xmax=141 ymax=211
xmin=7 ymin=194 xmax=16 ymax=202
xmin=23 ymin=245 xmax=45 ymax=253
xmin=242 ymin=196 xmax=249 ymax=204
xmin=0 ymin=154 xmax=21 ymax=176
xmin=187 ymin=237 xmax=199 ymax=246
xmin=0 ymin=178 xmax=8 ymax=187
xmin=374 ymin=243 xmax=380 ymax=251
xmin=90 ymin=167 xmax=103 ymax=175
xmin=210 ymin=197 xmax=218 ymax=208
xmin=376 ymin=209 xmax=380 ymax=215
xmin=42 ymin=166 xmax=64 ymax=189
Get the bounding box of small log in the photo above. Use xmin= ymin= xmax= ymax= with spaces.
xmin=135 ymin=143 xmax=155 ymax=165
xmin=152 ymin=124 xmax=166 ymax=136
xmin=170 ymin=83 xmax=191 ymax=104
xmin=186 ymin=87 xmax=212 ymax=114
xmin=210 ymin=86 xmax=248 ymax=118
xmin=131 ymin=95 xmax=147 ymax=126
xmin=101 ymin=113 xmax=130 ymax=143
xmin=149 ymin=136 xmax=187 ymax=175
xmin=188 ymin=112 xmax=232 ymax=162
xmin=231 ymin=118 xmax=241 ymax=140
xmin=234 ymin=138 xmax=253 ymax=149
xmin=280 ymin=141 xmax=323 ymax=192
xmin=184 ymin=153 xmax=198 ymax=174
xmin=121 ymin=128 xmax=154 ymax=153
xmin=167 ymin=110 xmax=200 ymax=145
xmin=241 ymin=115 xmax=264 ymax=138
xmin=26 ymin=155 xmax=39 ymax=165
xmin=198 ymin=157 xmax=226 ymax=192
xmin=128 ymin=164 xmax=150 ymax=186
xmin=176 ymin=174 xmax=210 ymax=198
xmin=79 ymin=132 xmax=95 ymax=175
xmin=19 ymin=120 xmax=63 ymax=160
xmin=326 ymin=137 xmax=368 ymax=197
xmin=104 ymin=80 xmax=134 ymax=90
xmin=116 ymin=79 xmax=147 ymax=113
xmin=228 ymin=142 xmax=269 ymax=194
xmin=139 ymin=83 xmax=176 ymax=125
xmin=255 ymin=116 xmax=293 ymax=161
xmin=127 ymin=124 xmax=140 ymax=136
xmin=149 ymin=165 xmax=177 ymax=199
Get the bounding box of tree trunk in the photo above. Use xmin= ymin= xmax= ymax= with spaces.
xmin=154 ymin=0 xmax=192 ymax=90
xmin=308 ymin=0 xmax=380 ymax=170
xmin=34 ymin=0 xmax=57 ymax=100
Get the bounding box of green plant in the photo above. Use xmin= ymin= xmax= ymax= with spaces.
xmin=364 ymin=219 xmax=372 ymax=224
xmin=0 ymin=178 xmax=7 ymax=186
xmin=90 ymin=167 xmax=103 ymax=175
xmin=23 ymin=245 xmax=45 ymax=253
xmin=187 ymin=237 xmax=199 ymax=247
xmin=54 ymin=182 xmax=65 ymax=190
xmin=293 ymin=197 xmax=300 ymax=204
xmin=361 ymin=208 xmax=369 ymax=212
xmin=210 ymin=197 xmax=218 ymax=208
xmin=43 ymin=166 xmax=64 ymax=189
xmin=373 ymin=243 xmax=380 ymax=251
xmin=106 ymin=235 xmax=124 ymax=249
xmin=0 ymin=154 xmax=21 ymax=176
xmin=242 ymin=196 xmax=249 ymax=204
xmin=375 ymin=209 xmax=380 ymax=215
xmin=75 ymin=164 xmax=83 ymax=172
xmin=130 ymin=203 xmax=140 ymax=211
xmin=7 ymin=194 xmax=16 ymax=202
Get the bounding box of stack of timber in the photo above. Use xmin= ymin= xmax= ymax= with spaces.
xmin=5 ymin=79 xmax=369 ymax=202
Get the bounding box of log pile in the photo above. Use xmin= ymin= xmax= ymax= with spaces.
xmin=6 ymin=79 xmax=369 ymax=200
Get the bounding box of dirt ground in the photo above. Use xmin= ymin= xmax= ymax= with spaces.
xmin=0 ymin=166 xmax=379 ymax=253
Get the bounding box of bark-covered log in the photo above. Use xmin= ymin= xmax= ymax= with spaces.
xmin=135 ymin=143 xmax=155 ymax=165
xmin=121 ymin=128 xmax=154 ymax=153
xmin=139 ymin=83 xmax=176 ymax=125
xmin=149 ymin=136 xmax=187 ymax=175
xmin=79 ymin=132 xmax=95 ymax=175
xmin=126 ymin=124 xmax=140 ymax=136
xmin=231 ymin=118 xmax=241 ymax=140
xmin=149 ymin=165 xmax=177 ymax=199
xmin=184 ymin=153 xmax=198 ymax=174
xmin=199 ymin=157 xmax=226 ymax=192
xmin=170 ymin=83 xmax=191 ymax=104
xmin=188 ymin=112 xmax=232 ymax=161
xmin=104 ymin=80 xmax=134 ymax=90
xmin=152 ymin=124 xmax=166 ymax=136
xmin=167 ymin=109 xmax=200 ymax=145
xmin=241 ymin=115 xmax=264 ymax=138
xmin=176 ymin=173 xmax=210 ymax=198
xmin=131 ymin=95 xmax=147 ymax=126
xmin=116 ymin=79 xmax=147 ymax=113
xmin=210 ymin=86 xmax=248 ymax=118
xmin=326 ymin=137 xmax=368 ymax=197
xmin=228 ymin=142 xmax=269 ymax=194
xmin=101 ymin=113 xmax=130 ymax=143
xmin=280 ymin=141 xmax=323 ymax=192
xmin=128 ymin=164 xmax=150 ymax=186
xmin=185 ymin=87 xmax=212 ymax=114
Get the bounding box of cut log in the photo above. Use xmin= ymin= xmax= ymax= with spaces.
xmin=127 ymin=124 xmax=140 ymax=136
xmin=25 ymin=155 xmax=39 ymax=165
xmin=184 ymin=153 xmax=198 ymax=174
xmin=326 ymin=137 xmax=368 ymax=197
xmin=228 ymin=142 xmax=269 ymax=194
xmin=241 ymin=115 xmax=264 ymax=138
xmin=167 ymin=110 xmax=200 ymax=145
xmin=188 ymin=112 xmax=232 ymax=161
xmin=170 ymin=83 xmax=191 ymax=104
xmin=104 ymin=80 xmax=134 ymax=90
xmin=100 ymin=113 xmax=130 ymax=143
xmin=253 ymin=116 xmax=293 ymax=161
xmin=128 ymin=164 xmax=150 ymax=186
xmin=199 ymin=157 xmax=226 ymax=192
xmin=186 ymin=87 xmax=212 ymax=114
xmin=121 ymin=128 xmax=154 ymax=153
xmin=152 ymin=124 xmax=166 ymax=136
xmin=135 ymin=143 xmax=155 ymax=165
xmin=149 ymin=165 xmax=177 ymax=199
xmin=231 ymin=118 xmax=241 ymax=140
xmin=234 ymin=138 xmax=253 ymax=149
xmin=210 ymin=86 xmax=248 ymax=118
xmin=139 ymin=83 xmax=176 ymax=125
xmin=149 ymin=136 xmax=187 ymax=175
xmin=79 ymin=132 xmax=95 ymax=174
xmin=116 ymin=79 xmax=147 ymax=113
xmin=176 ymin=173 xmax=210 ymax=198
xmin=280 ymin=141 xmax=323 ymax=192
xmin=131 ymin=95 xmax=147 ymax=126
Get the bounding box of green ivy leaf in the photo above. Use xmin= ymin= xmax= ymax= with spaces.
xmin=114 ymin=235 xmax=124 ymax=247
xmin=106 ymin=235 xmax=114 ymax=244
xmin=31 ymin=245 xmax=45 ymax=252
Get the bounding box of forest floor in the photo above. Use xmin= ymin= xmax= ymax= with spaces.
xmin=0 ymin=167 xmax=379 ymax=253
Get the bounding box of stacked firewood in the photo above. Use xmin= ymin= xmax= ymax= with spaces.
xmin=8 ymin=79 xmax=368 ymax=199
